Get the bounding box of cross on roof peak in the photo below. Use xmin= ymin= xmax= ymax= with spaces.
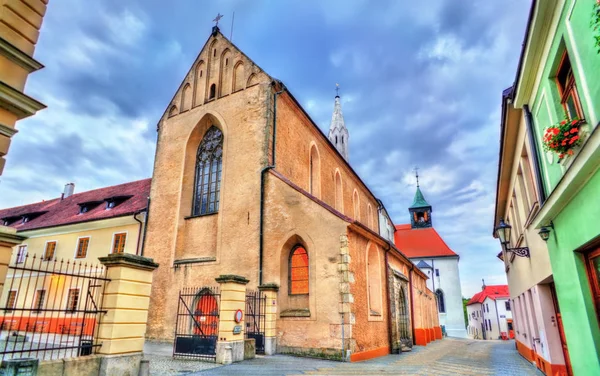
xmin=213 ymin=13 xmax=223 ymax=26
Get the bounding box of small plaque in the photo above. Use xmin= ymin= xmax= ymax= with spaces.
xmin=233 ymin=325 xmax=242 ymax=334
xmin=500 ymin=315 xmax=506 ymax=318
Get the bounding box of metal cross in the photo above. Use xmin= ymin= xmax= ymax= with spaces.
xmin=335 ymin=83 xmax=340 ymax=96
xmin=413 ymin=167 xmax=420 ymax=187
xmin=213 ymin=13 xmax=223 ymax=26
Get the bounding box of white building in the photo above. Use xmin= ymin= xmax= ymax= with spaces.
xmin=394 ymin=185 xmax=467 ymax=338
xmin=466 ymin=284 xmax=513 ymax=340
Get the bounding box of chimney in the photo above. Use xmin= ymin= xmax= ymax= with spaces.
xmin=63 ymin=183 xmax=75 ymax=199
xmin=481 ymin=279 xmax=486 ymax=291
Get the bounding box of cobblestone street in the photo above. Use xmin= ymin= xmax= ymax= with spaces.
xmin=189 ymin=338 xmax=540 ymax=376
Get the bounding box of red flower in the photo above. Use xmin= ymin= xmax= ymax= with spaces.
xmin=571 ymin=120 xmax=578 ymax=125
xmin=553 ymin=128 xmax=560 ymax=135
xmin=572 ymin=135 xmax=580 ymax=142
xmin=564 ymin=132 xmax=570 ymax=136
xmin=570 ymin=128 xmax=578 ymax=134
xmin=568 ymin=149 xmax=574 ymax=156
xmin=560 ymin=120 xmax=567 ymax=125
xmin=562 ymin=140 xmax=567 ymax=146
xmin=559 ymin=154 xmax=564 ymax=159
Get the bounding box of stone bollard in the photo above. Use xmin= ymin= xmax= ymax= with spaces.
xmin=215 ymin=275 xmax=249 ymax=364
xmin=258 ymin=283 xmax=279 ymax=355
xmin=97 ymin=253 xmax=159 ymax=376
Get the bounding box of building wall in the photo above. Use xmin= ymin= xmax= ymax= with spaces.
xmin=0 ymin=0 xmax=48 ymax=174
xmin=519 ymin=1 xmax=600 ymax=374
xmin=412 ymin=256 xmax=466 ymax=338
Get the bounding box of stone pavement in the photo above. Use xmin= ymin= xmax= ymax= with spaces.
xmin=191 ymin=338 xmax=541 ymax=376
xmin=143 ymin=340 xmax=222 ymax=376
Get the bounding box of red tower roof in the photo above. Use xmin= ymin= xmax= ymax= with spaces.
xmin=467 ymin=285 xmax=510 ymax=305
xmin=394 ymin=224 xmax=458 ymax=258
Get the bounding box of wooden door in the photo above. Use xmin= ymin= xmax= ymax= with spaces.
xmin=194 ymin=292 xmax=218 ymax=336
xmin=550 ymin=283 xmax=572 ymax=376
xmin=585 ymin=248 xmax=600 ymax=324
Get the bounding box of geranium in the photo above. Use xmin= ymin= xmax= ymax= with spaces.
xmin=542 ymin=117 xmax=583 ymax=161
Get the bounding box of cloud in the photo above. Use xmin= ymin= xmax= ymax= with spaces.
xmin=0 ymin=0 xmax=530 ymax=298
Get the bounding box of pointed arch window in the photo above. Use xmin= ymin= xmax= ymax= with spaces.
xmin=193 ymin=126 xmax=223 ymax=216
xmin=289 ymin=246 xmax=309 ymax=295
xmin=209 ymin=84 xmax=216 ymax=100
xmin=435 ymin=289 xmax=445 ymax=313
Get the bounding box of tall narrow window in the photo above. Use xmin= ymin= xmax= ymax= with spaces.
xmin=33 ymin=290 xmax=46 ymax=313
xmin=193 ymin=126 xmax=223 ymax=216
xmin=5 ymin=291 xmax=17 ymax=312
xmin=309 ymin=145 xmax=320 ymax=198
xmin=209 ymin=84 xmax=216 ymax=99
xmin=505 ymin=301 xmax=511 ymax=311
xmin=16 ymin=245 xmax=26 ymax=264
xmin=556 ymin=51 xmax=583 ymax=119
xmin=76 ymin=237 xmax=89 ymax=258
xmin=289 ymin=246 xmax=309 ymax=295
xmin=352 ymin=190 xmax=360 ymax=220
xmin=335 ymin=171 xmax=343 ymax=212
xmin=367 ymin=244 xmax=382 ymax=315
xmin=435 ymin=289 xmax=445 ymax=313
xmin=112 ymin=233 xmax=127 ymax=254
xmin=66 ymin=289 xmax=79 ymax=313
xmin=43 ymin=241 xmax=56 ymax=261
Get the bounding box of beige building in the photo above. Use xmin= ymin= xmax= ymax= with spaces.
xmin=494 ymin=88 xmax=569 ymax=374
xmin=143 ymin=25 xmax=440 ymax=362
xmin=0 ymin=179 xmax=150 ymax=333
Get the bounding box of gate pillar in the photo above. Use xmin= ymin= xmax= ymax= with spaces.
xmin=258 ymin=283 xmax=279 ymax=355
xmin=215 ymin=275 xmax=249 ymax=364
xmin=97 ymin=253 xmax=159 ymax=375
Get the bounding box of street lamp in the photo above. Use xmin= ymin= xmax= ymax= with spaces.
xmin=494 ymin=219 xmax=530 ymax=258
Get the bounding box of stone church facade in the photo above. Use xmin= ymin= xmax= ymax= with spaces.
xmin=144 ymin=26 xmax=439 ymax=361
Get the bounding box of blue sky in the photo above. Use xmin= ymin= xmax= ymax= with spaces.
xmin=0 ymin=0 xmax=530 ymax=297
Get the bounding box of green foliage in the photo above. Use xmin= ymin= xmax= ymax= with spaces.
xmin=592 ymin=1 xmax=600 ymax=53
xmin=462 ymin=298 xmax=469 ymax=328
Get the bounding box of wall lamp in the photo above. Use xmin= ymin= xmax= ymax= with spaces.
xmin=538 ymin=221 xmax=554 ymax=242
xmin=494 ymin=219 xmax=530 ymax=258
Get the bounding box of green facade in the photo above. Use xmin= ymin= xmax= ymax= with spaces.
xmin=526 ymin=1 xmax=600 ymax=374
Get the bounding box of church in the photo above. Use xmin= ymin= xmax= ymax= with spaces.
xmin=394 ymin=182 xmax=468 ymax=338
xmin=142 ymin=25 xmax=440 ymax=361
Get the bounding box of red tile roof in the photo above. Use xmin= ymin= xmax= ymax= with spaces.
xmin=467 ymin=285 xmax=510 ymax=306
xmin=394 ymin=224 xmax=458 ymax=258
xmin=0 ymin=179 xmax=151 ymax=232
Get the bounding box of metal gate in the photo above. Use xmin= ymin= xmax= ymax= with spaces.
xmin=173 ymin=287 xmax=220 ymax=361
xmin=245 ymin=290 xmax=266 ymax=354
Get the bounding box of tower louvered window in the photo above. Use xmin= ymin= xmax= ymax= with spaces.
xmin=193 ymin=126 xmax=223 ymax=216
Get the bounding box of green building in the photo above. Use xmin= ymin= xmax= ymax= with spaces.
xmin=502 ymin=0 xmax=600 ymax=374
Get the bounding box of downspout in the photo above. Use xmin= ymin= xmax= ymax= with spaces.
xmin=494 ymin=299 xmax=501 ymax=339
xmin=409 ymin=263 xmax=416 ymax=345
xmin=431 ymin=259 xmax=435 ymax=292
xmin=140 ymin=196 xmax=151 ymax=257
xmin=259 ymin=82 xmax=286 ymax=285
xmin=384 ymin=243 xmax=393 ymax=353
xmin=524 ymin=104 xmax=547 ymax=204
xmin=133 ymin=210 xmax=144 ymax=256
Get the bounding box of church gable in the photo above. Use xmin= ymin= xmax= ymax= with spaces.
xmin=160 ymin=27 xmax=271 ymax=125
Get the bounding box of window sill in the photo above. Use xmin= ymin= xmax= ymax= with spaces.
xmin=280 ymin=308 xmax=310 ymax=318
xmin=184 ymin=212 xmax=218 ymax=220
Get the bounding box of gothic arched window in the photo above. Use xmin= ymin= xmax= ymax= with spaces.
xmin=435 ymin=289 xmax=445 ymax=313
xmin=289 ymin=246 xmax=309 ymax=295
xmin=193 ymin=126 xmax=223 ymax=216
xmin=209 ymin=84 xmax=216 ymax=99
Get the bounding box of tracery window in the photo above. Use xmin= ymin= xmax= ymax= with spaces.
xmin=289 ymin=246 xmax=309 ymax=295
xmin=193 ymin=126 xmax=223 ymax=216
xmin=435 ymin=289 xmax=445 ymax=313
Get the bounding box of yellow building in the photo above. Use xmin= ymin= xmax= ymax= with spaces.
xmin=0 ymin=179 xmax=150 ymax=337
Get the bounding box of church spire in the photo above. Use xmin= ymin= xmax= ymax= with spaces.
xmin=328 ymin=84 xmax=349 ymax=161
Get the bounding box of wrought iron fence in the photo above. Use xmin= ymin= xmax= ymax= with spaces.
xmin=173 ymin=286 xmax=220 ymax=361
xmin=245 ymin=290 xmax=266 ymax=354
xmin=0 ymin=254 xmax=109 ymax=361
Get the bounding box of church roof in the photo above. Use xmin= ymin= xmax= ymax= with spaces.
xmin=0 ymin=179 xmax=151 ymax=232
xmin=394 ymin=224 xmax=458 ymax=258
xmin=409 ymin=186 xmax=431 ymax=209
xmin=467 ymin=285 xmax=510 ymax=306
xmin=415 ymin=260 xmax=432 ymax=269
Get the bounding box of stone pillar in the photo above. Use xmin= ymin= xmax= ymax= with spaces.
xmin=258 ymin=283 xmax=279 ymax=355
xmin=0 ymin=226 xmax=25 ymax=291
xmin=215 ymin=275 xmax=249 ymax=364
xmin=97 ymin=253 xmax=158 ymax=376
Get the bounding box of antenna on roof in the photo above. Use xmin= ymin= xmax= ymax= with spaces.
xmin=230 ymin=11 xmax=235 ymax=41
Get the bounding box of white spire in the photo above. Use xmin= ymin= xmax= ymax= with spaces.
xmin=328 ymin=87 xmax=349 ymax=161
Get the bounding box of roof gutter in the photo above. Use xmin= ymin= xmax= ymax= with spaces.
xmin=512 ymin=0 xmax=537 ymax=100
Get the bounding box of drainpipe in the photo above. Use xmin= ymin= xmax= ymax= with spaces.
xmin=133 ymin=210 xmax=145 ymax=256
xmin=494 ymin=300 xmax=502 ymax=339
xmin=384 ymin=243 xmax=393 ymax=353
xmin=524 ymin=104 xmax=547 ymax=204
xmin=259 ymin=83 xmax=286 ymax=285
xmin=431 ymin=259 xmax=435 ymax=292
xmin=140 ymin=197 xmax=151 ymax=257
xmin=409 ymin=263 xmax=416 ymax=345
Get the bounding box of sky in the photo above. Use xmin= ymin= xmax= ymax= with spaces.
xmin=0 ymin=0 xmax=531 ymax=298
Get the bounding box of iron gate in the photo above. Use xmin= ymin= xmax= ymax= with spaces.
xmin=245 ymin=290 xmax=266 ymax=354
xmin=173 ymin=287 xmax=220 ymax=361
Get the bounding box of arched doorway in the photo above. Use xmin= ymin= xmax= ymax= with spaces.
xmin=398 ymin=286 xmax=411 ymax=349
xmin=193 ymin=289 xmax=219 ymax=335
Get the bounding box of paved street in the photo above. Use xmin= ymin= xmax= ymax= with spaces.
xmin=192 ymin=338 xmax=540 ymax=376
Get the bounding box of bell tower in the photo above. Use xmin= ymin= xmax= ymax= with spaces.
xmin=409 ymin=170 xmax=432 ymax=229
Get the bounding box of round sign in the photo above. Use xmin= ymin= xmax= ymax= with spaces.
xmin=234 ymin=309 xmax=243 ymax=323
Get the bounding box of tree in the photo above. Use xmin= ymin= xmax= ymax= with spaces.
xmin=462 ymin=297 xmax=470 ymax=328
